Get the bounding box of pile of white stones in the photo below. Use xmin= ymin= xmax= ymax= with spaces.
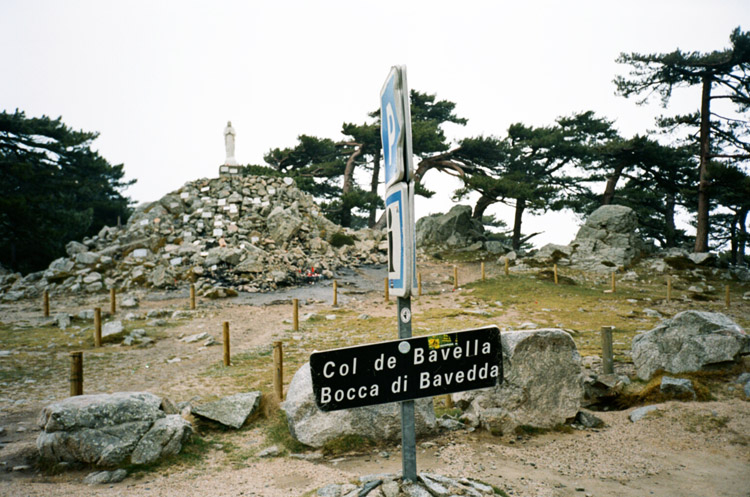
xmin=1 ymin=174 xmax=387 ymax=301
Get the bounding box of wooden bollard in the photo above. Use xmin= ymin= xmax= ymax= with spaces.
xmin=273 ymin=341 xmax=284 ymax=401
xmin=223 ymin=321 xmax=230 ymax=366
xmin=384 ymin=277 xmax=389 ymax=301
xmin=333 ymin=280 xmax=338 ymax=307
xmin=553 ymin=264 xmax=559 ymax=285
xmin=43 ymin=290 xmax=50 ymax=317
xmin=417 ymin=272 xmax=422 ymax=296
xmin=725 ymin=285 xmax=730 ymax=309
xmin=110 ymin=288 xmax=116 ymax=315
xmin=190 ymin=284 xmax=196 ymax=310
xmin=601 ymin=326 xmax=614 ymax=375
xmin=667 ymin=275 xmax=672 ymax=303
xmin=94 ymin=308 xmax=102 ymax=347
xmin=481 ymin=262 xmax=486 ymax=281
xmin=445 ymin=394 xmax=454 ymax=409
xmin=453 ymin=265 xmax=458 ymax=290
xmin=610 ymin=271 xmax=616 ymax=293
xmin=504 ymin=258 xmax=509 ymax=276
xmin=293 ymin=298 xmax=299 ymax=331
xmin=69 ymin=351 xmax=83 ymax=396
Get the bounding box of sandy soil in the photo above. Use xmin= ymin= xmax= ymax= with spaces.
xmin=0 ymin=262 xmax=748 ymax=497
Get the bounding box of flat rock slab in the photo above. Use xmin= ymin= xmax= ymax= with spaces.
xmin=192 ymin=391 xmax=261 ymax=429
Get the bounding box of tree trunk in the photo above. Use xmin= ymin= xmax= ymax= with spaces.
xmin=738 ymin=208 xmax=748 ymax=265
xmin=472 ymin=194 xmax=495 ymax=220
xmin=664 ymin=193 xmax=676 ymax=248
xmin=694 ymin=74 xmax=712 ymax=253
xmin=368 ymin=149 xmax=381 ymax=228
xmin=511 ymin=198 xmax=526 ymax=251
xmin=601 ymin=163 xmax=626 ymax=205
xmin=340 ymin=143 xmax=363 ymax=228
xmin=729 ymin=212 xmax=739 ymax=265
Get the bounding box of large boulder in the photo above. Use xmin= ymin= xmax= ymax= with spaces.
xmin=36 ymin=392 xmax=192 ymax=467
xmin=453 ymin=329 xmax=582 ymax=435
xmin=416 ymin=205 xmax=485 ymax=249
xmin=569 ymin=204 xmax=642 ymax=272
xmin=192 ymin=392 xmax=261 ymax=429
xmin=632 ymin=311 xmax=750 ymax=380
xmin=281 ymin=363 xmax=436 ymax=448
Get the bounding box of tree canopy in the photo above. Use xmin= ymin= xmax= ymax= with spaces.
xmin=0 ymin=110 xmax=133 ymax=273
xmin=615 ymin=26 xmax=750 ymax=252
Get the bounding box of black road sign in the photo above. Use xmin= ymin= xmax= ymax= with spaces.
xmin=310 ymin=326 xmax=502 ymax=412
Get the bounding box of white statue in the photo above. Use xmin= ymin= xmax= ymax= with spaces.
xmin=224 ymin=121 xmax=238 ymax=166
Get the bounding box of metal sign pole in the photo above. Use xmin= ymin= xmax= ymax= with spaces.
xmin=397 ymin=295 xmax=417 ymax=482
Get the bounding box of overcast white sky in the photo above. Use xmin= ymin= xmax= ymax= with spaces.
xmin=2 ymin=1 xmax=747 ymax=247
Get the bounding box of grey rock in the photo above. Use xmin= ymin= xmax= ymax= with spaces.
xmin=569 ymin=204 xmax=642 ymax=272
xmin=267 ymin=206 xmax=304 ymax=244
xmin=55 ymin=313 xmax=72 ymax=330
xmin=121 ymin=296 xmax=139 ymax=308
xmin=632 ymin=311 xmax=749 ymax=380
xmin=437 ymin=418 xmax=464 ymax=431
xmin=629 ymin=405 xmax=660 ymax=422
xmin=575 ymin=410 xmax=605 ymax=428
xmin=83 ymin=469 xmax=128 ymax=484
xmin=745 ymin=382 xmax=750 ymax=398
xmin=36 ymin=392 xmax=191 ymax=467
xmin=181 ymin=332 xmax=208 ymax=343
xmin=83 ymin=272 xmax=102 ymax=285
xmin=660 ymin=376 xmax=696 ymax=399
xmin=736 ymin=372 xmax=750 ymax=385
xmin=688 ymin=252 xmax=715 ymax=266
xmin=317 ymin=483 xmax=342 ymax=497
xmin=66 ymin=241 xmax=89 ymax=257
xmin=416 ymin=205 xmax=485 ymax=249
xmin=75 ymin=252 xmax=100 ymax=266
xmin=192 ymin=391 xmax=261 ymax=429
xmin=102 ymin=320 xmax=125 ymax=339
xmin=77 ymin=309 xmax=95 ymax=320
xmin=453 ymin=329 xmax=582 ymax=436
xmin=257 ymin=445 xmax=280 ymax=458
xmin=130 ymin=415 xmax=192 ymax=464
xmin=281 ymin=363 xmax=436 ymax=448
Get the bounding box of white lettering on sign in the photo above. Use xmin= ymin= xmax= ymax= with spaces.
xmin=322 ymin=358 xmax=358 ymax=378
xmin=419 ymin=363 xmax=499 ymax=389
xmin=321 ymin=384 xmax=379 ymax=404
xmin=413 ymin=339 xmax=491 ymax=365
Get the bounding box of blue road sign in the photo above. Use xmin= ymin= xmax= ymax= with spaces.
xmin=385 ymin=182 xmax=416 ymax=297
xmin=380 ymin=66 xmax=409 ymax=188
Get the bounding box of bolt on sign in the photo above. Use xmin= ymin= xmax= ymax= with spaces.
xmin=310 ymin=326 xmax=502 ymax=412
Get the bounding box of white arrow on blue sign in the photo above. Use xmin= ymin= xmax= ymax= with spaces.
xmin=380 ymin=66 xmax=413 ymax=188
xmin=385 ymin=182 xmax=416 ymax=297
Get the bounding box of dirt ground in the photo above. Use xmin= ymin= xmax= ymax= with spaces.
xmin=0 ymin=261 xmax=748 ymax=497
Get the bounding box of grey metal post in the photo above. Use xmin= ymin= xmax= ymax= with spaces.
xmin=398 ymin=296 xmax=417 ymax=482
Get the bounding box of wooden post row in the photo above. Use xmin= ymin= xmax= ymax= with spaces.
xmin=553 ymin=264 xmax=558 ymax=285
xmin=273 ymin=341 xmax=284 ymax=401
xmin=481 ymin=262 xmax=485 ymax=281
xmin=504 ymin=258 xmax=509 ymax=276
xmin=384 ymin=277 xmax=389 ymax=301
xmin=70 ymin=351 xmax=83 ymax=396
xmin=223 ymin=321 xmax=230 ymax=366
xmin=293 ymin=298 xmax=299 ymax=331
xmin=110 ymin=288 xmax=116 ymax=315
xmin=453 ymin=265 xmax=458 ymax=290
xmin=94 ymin=308 xmax=102 ymax=347
xmin=43 ymin=290 xmax=50 ymax=317
xmin=601 ymin=326 xmax=614 ymax=375
xmin=190 ymin=284 xmax=196 ymax=310
xmin=333 ymin=280 xmax=338 ymax=307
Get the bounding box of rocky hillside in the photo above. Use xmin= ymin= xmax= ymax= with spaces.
xmin=0 ymin=175 xmax=387 ymax=300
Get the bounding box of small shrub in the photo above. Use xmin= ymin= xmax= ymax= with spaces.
xmin=329 ymin=232 xmax=355 ymax=248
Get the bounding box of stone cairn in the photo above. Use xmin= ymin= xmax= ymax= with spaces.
xmin=0 ymin=175 xmax=388 ymax=301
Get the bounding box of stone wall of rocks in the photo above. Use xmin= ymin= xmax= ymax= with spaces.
xmin=0 ymin=175 xmax=388 ymax=300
